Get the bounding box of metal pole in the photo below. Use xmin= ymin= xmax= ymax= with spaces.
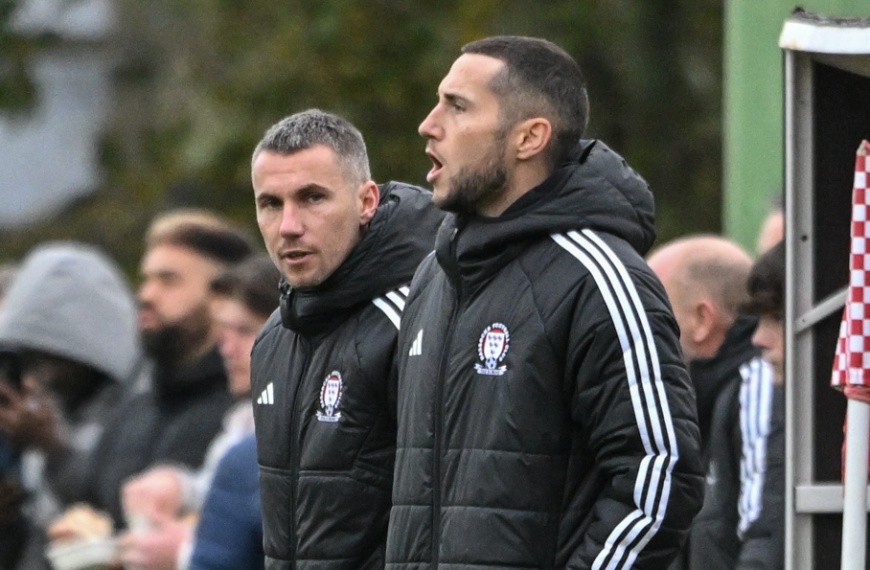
xmin=841 ymin=398 xmax=870 ymax=570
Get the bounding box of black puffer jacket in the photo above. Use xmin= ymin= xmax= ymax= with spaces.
xmin=251 ymin=182 xmax=444 ymax=570
xmin=387 ymin=140 xmax=705 ymax=569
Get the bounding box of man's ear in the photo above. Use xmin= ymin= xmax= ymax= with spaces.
xmin=690 ymin=300 xmax=717 ymax=344
xmin=514 ymin=118 xmax=552 ymax=161
xmin=358 ymin=181 xmax=380 ymax=224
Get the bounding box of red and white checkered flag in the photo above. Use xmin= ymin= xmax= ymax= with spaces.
xmin=832 ymin=140 xmax=870 ymax=389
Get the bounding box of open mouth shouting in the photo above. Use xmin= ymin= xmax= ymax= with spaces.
xmin=425 ymin=149 xmax=444 ymax=184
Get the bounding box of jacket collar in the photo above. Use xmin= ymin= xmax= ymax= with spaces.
xmin=435 ymin=139 xmax=655 ymax=294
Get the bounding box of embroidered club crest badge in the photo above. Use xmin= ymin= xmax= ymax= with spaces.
xmin=474 ymin=323 xmax=510 ymax=376
xmin=316 ymin=371 xmax=343 ymax=423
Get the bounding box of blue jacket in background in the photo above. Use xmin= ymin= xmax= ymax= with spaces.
xmin=189 ymin=434 xmax=263 ymax=570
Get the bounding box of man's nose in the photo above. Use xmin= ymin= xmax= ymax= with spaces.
xmin=137 ymin=279 xmax=157 ymax=304
xmin=419 ymin=106 xmax=442 ymax=140
xmin=279 ymin=204 xmax=304 ymax=237
xmin=220 ymin=334 xmax=240 ymax=358
xmin=752 ymin=324 xmax=771 ymax=349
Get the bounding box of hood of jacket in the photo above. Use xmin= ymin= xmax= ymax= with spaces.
xmin=280 ymin=181 xmax=444 ymax=335
xmin=0 ymin=241 xmax=140 ymax=382
xmin=435 ymin=139 xmax=656 ymax=291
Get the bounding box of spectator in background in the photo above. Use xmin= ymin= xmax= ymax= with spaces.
xmin=745 ymin=241 xmax=785 ymax=385
xmin=54 ymin=208 xmax=255 ymax=533
xmin=188 ymin=434 xmax=262 ymax=570
xmin=0 ymin=242 xmax=141 ymax=569
xmin=756 ymin=197 xmax=784 ymax=256
xmin=202 ymin=253 xmax=280 ymax=462
xmin=0 ymin=260 xmax=19 ymax=569
xmin=740 ymin=239 xmax=786 ymax=570
xmin=649 ymin=235 xmax=783 ymax=570
xmin=118 ymin=253 xmax=279 ymax=570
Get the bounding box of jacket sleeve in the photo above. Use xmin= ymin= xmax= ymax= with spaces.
xmin=188 ymin=435 xmax=264 ymax=570
xmin=735 ymin=379 xmax=785 ymax=570
xmin=565 ymin=268 xmax=705 ymax=569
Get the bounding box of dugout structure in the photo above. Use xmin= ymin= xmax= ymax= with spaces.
xmin=780 ymin=8 xmax=870 ymax=569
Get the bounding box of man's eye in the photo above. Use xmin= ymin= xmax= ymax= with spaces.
xmin=307 ymin=194 xmax=325 ymax=204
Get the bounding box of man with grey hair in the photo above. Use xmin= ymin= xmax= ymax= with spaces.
xmin=249 ymin=109 xmax=444 ymax=568
xmin=648 ymin=235 xmax=783 ymax=570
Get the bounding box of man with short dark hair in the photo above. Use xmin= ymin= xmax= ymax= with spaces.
xmin=249 ymin=109 xmax=444 ymax=568
xmin=739 ymin=240 xmax=786 ymax=570
xmin=89 ymin=209 xmax=256 ymax=527
xmin=117 ymin=253 xmax=279 ymax=570
xmin=386 ymin=36 xmax=704 ymax=569
xmin=745 ymin=241 xmax=785 ymax=384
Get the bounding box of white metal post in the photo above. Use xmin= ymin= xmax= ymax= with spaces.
xmin=841 ymin=399 xmax=870 ymax=569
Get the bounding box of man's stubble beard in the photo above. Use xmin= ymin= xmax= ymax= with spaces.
xmin=436 ymin=129 xmax=509 ymax=215
xmin=140 ymin=302 xmax=213 ymax=370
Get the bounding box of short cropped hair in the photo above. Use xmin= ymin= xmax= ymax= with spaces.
xmin=210 ymin=254 xmax=281 ymax=318
xmin=462 ymin=36 xmax=589 ymax=168
xmin=252 ymin=109 xmax=371 ymax=185
xmin=684 ymin=256 xmax=752 ymax=321
xmin=145 ymin=208 xmax=255 ymax=266
xmin=744 ymin=240 xmax=785 ymax=319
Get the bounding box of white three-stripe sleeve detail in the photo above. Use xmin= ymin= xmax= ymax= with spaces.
xmin=386 ymin=290 xmax=407 ymax=311
xmin=737 ymin=356 xmax=775 ymax=536
xmin=372 ymin=286 xmax=409 ymax=330
xmin=553 ymin=229 xmax=679 ymax=570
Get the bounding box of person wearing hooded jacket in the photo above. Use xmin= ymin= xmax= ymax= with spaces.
xmin=0 ymin=241 xmax=142 ymax=569
xmin=386 ymin=36 xmax=704 ymax=569
xmin=249 ymin=109 xmax=445 ymax=569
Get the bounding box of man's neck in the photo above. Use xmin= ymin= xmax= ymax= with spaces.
xmin=177 ymin=336 xmax=216 ymax=370
xmin=480 ymin=161 xmax=552 ymax=217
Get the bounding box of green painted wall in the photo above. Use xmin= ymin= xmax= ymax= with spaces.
xmin=723 ymin=0 xmax=870 ymax=253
